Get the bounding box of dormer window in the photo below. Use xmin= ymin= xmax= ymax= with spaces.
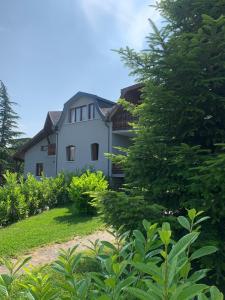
xmin=88 ymin=103 xmax=95 ymax=119
xmin=69 ymin=108 xmax=75 ymax=123
xmin=69 ymin=104 xmax=95 ymax=123
xmin=75 ymin=105 xmax=87 ymax=122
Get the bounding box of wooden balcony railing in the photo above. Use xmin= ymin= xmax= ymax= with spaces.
xmin=112 ymin=110 xmax=135 ymax=131
xmin=112 ymin=163 xmax=124 ymax=174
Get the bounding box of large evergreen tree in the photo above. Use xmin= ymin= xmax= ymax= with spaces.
xmin=0 ymin=81 xmax=21 ymax=177
xmin=117 ymin=0 xmax=225 ymax=289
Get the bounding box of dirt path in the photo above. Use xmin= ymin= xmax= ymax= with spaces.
xmin=0 ymin=230 xmax=114 ymax=274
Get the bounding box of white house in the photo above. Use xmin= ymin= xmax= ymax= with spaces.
xmin=15 ymin=84 xmax=142 ymax=181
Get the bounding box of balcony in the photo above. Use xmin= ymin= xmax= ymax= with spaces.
xmin=112 ymin=110 xmax=134 ymax=131
xmin=112 ymin=163 xmax=125 ymax=177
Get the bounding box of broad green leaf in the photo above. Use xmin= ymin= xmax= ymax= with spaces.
xmin=188 ymin=209 xmax=197 ymax=221
xmin=159 ymin=229 xmax=171 ymax=245
xmin=132 ymin=262 xmax=161 ymax=279
xmin=101 ymin=241 xmax=117 ymax=252
xmin=210 ymin=286 xmax=224 ymax=300
xmin=190 ymin=246 xmax=217 ymax=261
xmin=126 ymin=287 xmax=155 ymax=300
xmin=133 ymin=230 xmax=146 ymax=244
xmin=104 ymin=277 xmax=116 ymax=288
xmin=171 ymin=284 xmax=208 ymax=300
xmin=189 ymin=269 xmax=209 ymax=283
xmin=168 ymin=232 xmax=199 ymax=262
xmin=144 ymin=279 xmax=164 ymax=298
xmin=162 ymin=222 xmax=171 ymax=231
xmin=194 ymin=216 xmax=210 ymax=226
xmin=177 ymin=216 xmax=190 ymax=231
xmin=198 ymin=293 xmax=208 ymax=300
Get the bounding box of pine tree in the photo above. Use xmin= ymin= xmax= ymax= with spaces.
xmin=0 ymin=81 xmax=21 ymax=177
xmin=116 ymin=0 xmax=225 ymax=289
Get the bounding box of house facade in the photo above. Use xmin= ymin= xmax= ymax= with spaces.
xmin=15 ymin=84 xmax=142 ymax=180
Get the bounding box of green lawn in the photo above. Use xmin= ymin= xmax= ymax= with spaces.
xmin=0 ymin=206 xmax=104 ymax=257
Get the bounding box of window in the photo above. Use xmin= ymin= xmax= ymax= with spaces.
xmin=91 ymin=143 xmax=99 ymax=161
xmin=48 ymin=143 xmax=56 ymax=156
xmin=69 ymin=108 xmax=75 ymax=123
xmin=88 ymin=103 xmax=95 ymax=119
xmin=36 ymin=163 xmax=43 ymax=176
xmin=66 ymin=145 xmax=75 ymax=161
xmin=75 ymin=105 xmax=87 ymax=122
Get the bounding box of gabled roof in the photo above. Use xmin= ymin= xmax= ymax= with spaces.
xmin=14 ymin=111 xmax=61 ymax=161
xmin=56 ymin=91 xmax=115 ymax=128
xmin=48 ymin=111 xmax=62 ymax=125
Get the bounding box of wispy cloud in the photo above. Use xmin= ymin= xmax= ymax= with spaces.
xmin=80 ymin=0 xmax=161 ymax=50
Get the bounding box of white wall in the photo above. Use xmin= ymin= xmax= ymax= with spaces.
xmin=24 ymin=134 xmax=56 ymax=177
xmin=112 ymin=133 xmax=132 ymax=154
xmin=56 ymin=96 xmax=110 ymax=176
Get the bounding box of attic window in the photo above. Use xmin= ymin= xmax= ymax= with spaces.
xmin=88 ymin=103 xmax=95 ymax=119
xmin=69 ymin=108 xmax=75 ymax=123
xmin=75 ymin=105 xmax=87 ymax=122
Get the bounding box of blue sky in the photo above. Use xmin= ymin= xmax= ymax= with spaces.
xmin=0 ymin=0 xmax=160 ymax=137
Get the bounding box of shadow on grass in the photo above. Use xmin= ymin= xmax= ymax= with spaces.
xmin=54 ymin=205 xmax=96 ymax=225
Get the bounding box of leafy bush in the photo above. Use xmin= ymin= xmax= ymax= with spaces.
xmin=0 ymin=210 xmax=223 ymax=299
xmin=68 ymin=170 xmax=108 ymax=216
xmin=0 ymin=172 xmax=70 ymax=226
xmin=0 ymin=171 xmax=27 ymax=224
xmin=20 ymin=173 xmax=42 ymax=215
xmin=92 ymin=190 xmax=165 ymax=231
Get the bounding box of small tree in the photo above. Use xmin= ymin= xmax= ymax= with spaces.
xmin=0 ymin=81 xmax=21 ymax=177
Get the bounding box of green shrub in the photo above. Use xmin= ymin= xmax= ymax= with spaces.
xmin=40 ymin=174 xmax=67 ymax=208
xmin=68 ymin=170 xmax=108 ymax=216
xmin=0 ymin=172 xmax=70 ymax=226
xmin=92 ymin=190 xmax=165 ymax=231
xmin=0 ymin=210 xmax=223 ymax=299
xmin=20 ymin=173 xmax=42 ymax=215
xmin=0 ymin=171 xmax=27 ymax=224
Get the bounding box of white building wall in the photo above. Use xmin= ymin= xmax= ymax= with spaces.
xmin=112 ymin=133 xmax=132 ymax=154
xmin=24 ymin=134 xmax=56 ymax=177
xmin=56 ymin=96 xmax=110 ymax=176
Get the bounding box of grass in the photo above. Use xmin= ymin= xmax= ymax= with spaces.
xmin=0 ymin=205 xmax=104 ymax=258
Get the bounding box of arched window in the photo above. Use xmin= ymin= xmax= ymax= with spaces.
xmin=91 ymin=143 xmax=99 ymax=161
xmin=66 ymin=145 xmax=75 ymax=161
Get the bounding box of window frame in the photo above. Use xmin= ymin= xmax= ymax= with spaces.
xmin=48 ymin=143 xmax=56 ymax=156
xmin=69 ymin=108 xmax=75 ymax=123
xmin=74 ymin=105 xmax=87 ymax=122
xmin=88 ymin=103 xmax=95 ymax=120
xmin=91 ymin=143 xmax=99 ymax=161
xmin=66 ymin=145 xmax=76 ymax=161
xmin=36 ymin=163 xmax=43 ymax=176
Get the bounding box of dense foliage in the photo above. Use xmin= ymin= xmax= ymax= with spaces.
xmin=92 ymin=190 xmax=165 ymax=232
xmin=0 ymin=171 xmax=67 ymax=225
xmin=113 ymin=0 xmax=225 ymax=289
xmin=0 ymin=170 xmax=108 ymax=226
xmin=0 ymin=210 xmax=223 ymax=299
xmin=68 ymin=170 xmax=108 ymax=216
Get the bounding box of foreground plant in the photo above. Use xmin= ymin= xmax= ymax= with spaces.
xmin=0 ymin=209 xmax=223 ymax=299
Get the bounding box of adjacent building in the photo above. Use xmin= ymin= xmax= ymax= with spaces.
xmin=15 ymin=84 xmax=142 ymax=181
